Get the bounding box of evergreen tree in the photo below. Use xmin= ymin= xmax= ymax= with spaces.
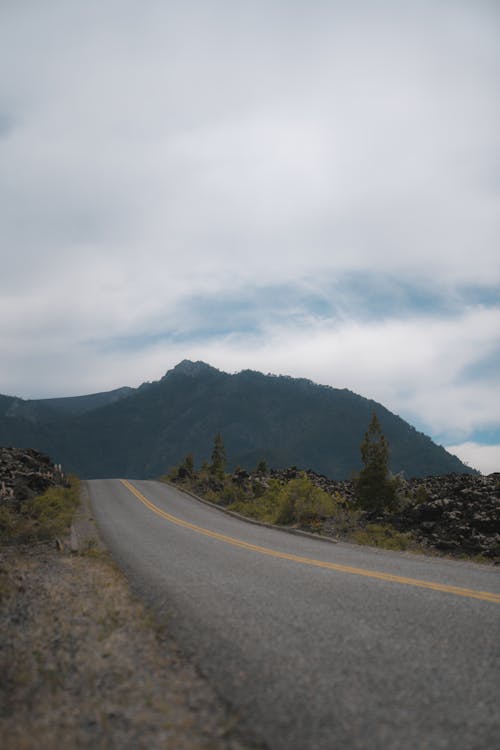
xmin=355 ymin=413 xmax=397 ymax=513
xmin=184 ymin=452 xmax=194 ymax=476
xmin=255 ymin=459 xmax=268 ymax=475
xmin=178 ymin=453 xmax=194 ymax=478
xmin=210 ymin=433 xmax=226 ymax=477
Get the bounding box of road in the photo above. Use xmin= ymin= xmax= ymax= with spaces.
xmin=87 ymin=478 xmax=500 ymax=750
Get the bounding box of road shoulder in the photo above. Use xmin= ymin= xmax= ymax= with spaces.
xmin=0 ymin=487 xmax=262 ymax=750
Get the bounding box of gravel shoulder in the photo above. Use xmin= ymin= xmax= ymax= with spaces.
xmin=0 ymin=486 xmax=260 ymax=750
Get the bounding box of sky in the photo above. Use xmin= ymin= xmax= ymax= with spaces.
xmin=1 ymin=0 xmax=499 ymax=474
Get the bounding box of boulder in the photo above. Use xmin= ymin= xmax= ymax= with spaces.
xmin=0 ymin=447 xmax=66 ymax=510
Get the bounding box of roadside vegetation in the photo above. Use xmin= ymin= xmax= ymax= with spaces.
xmin=0 ymin=476 xmax=80 ymax=545
xmin=164 ymin=416 xmax=424 ymax=555
xmin=0 ymin=451 xmax=252 ymax=749
xmin=165 ymin=416 xmax=500 ymax=562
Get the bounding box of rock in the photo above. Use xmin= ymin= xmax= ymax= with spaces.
xmin=266 ymin=467 xmax=499 ymax=559
xmin=0 ymin=447 xmax=66 ymax=509
xmin=397 ymin=473 xmax=500 ymax=559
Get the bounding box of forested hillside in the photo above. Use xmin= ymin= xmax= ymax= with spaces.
xmin=0 ymin=361 xmax=473 ymax=479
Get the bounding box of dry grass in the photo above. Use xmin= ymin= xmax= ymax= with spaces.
xmin=0 ymin=477 xmax=80 ymax=545
xmin=0 ymin=545 xmax=252 ymax=750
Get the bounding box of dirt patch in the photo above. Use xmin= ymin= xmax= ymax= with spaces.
xmin=0 ymin=547 xmax=258 ymax=749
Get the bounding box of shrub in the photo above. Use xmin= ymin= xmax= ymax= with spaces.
xmin=414 ymin=485 xmax=429 ymax=504
xmin=352 ymin=523 xmax=415 ymax=551
xmin=228 ymin=479 xmax=284 ymax=522
xmin=327 ymin=506 xmax=362 ymax=537
xmin=0 ymin=476 xmax=80 ymax=544
xmin=166 ymin=465 xmax=180 ymax=482
xmin=255 ymin=459 xmax=268 ymax=475
xmin=274 ymin=474 xmax=338 ymax=525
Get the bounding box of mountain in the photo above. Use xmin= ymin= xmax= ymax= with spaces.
xmin=0 ymin=360 xmax=473 ymax=479
xmin=36 ymin=386 xmax=134 ymax=417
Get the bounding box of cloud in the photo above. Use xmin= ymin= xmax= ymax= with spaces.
xmin=445 ymin=443 xmax=500 ymax=476
xmin=6 ymin=293 xmax=494 ymax=441
xmin=168 ymin=304 xmax=500 ymax=440
xmin=1 ymin=1 xmax=499 ymax=285
xmin=0 ymin=0 xmax=499 ymax=455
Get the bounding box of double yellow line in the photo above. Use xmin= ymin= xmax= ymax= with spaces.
xmin=120 ymin=479 xmax=500 ymax=605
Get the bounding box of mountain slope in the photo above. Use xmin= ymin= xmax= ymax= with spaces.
xmin=0 ymin=361 xmax=472 ymax=479
xmin=0 ymin=395 xmax=61 ymax=458
xmin=37 ymin=386 xmax=134 ymax=417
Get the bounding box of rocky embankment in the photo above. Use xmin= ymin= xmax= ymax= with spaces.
xmin=232 ymin=467 xmax=500 ymax=560
xmin=0 ymin=447 xmax=66 ymax=509
xmin=397 ymin=473 xmax=500 ymax=559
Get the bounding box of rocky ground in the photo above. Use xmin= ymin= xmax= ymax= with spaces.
xmin=0 ymin=446 xmax=67 ymax=506
xmin=230 ymin=467 xmax=500 ymax=561
xmin=397 ymin=473 xmax=500 ymax=559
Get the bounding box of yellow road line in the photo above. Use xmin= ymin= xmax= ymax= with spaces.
xmin=120 ymin=479 xmax=500 ymax=605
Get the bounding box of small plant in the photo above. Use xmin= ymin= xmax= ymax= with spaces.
xmin=176 ymin=453 xmax=194 ymax=479
xmin=166 ymin=465 xmax=180 ymax=482
xmin=414 ymin=485 xmax=429 ymax=504
xmin=352 ymin=523 xmax=415 ymax=551
xmin=0 ymin=476 xmax=80 ymax=544
xmin=327 ymin=505 xmax=362 ymax=538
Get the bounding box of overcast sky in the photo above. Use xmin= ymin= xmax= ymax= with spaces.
xmin=1 ymin=1 xmax=499 ymax=473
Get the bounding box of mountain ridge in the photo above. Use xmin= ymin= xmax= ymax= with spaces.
xmin=0 ymin=361 xmax=474 ymax=479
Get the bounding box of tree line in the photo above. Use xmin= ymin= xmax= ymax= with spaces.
xmin=172 ymin=414 xmax=398 ymax=514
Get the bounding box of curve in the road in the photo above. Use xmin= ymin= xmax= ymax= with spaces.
xmin=121 ymin=479 xmax=500 ymax=605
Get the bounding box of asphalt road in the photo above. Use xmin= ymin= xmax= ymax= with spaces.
xmin=87 ymin=478 xmax=500 ymax=750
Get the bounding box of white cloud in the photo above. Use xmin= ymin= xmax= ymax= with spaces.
xmin=9 ymin=302 xmax=490 ymax=436
xmin=1 ymin=1 xmax=499 ymax=287
xmin=0 ymin=0 xmax=499 ymax=453
xmin=445 ymin=443 xmax=500 ymax=476
xmin=173 ymin=306 xmax=500 ymax=439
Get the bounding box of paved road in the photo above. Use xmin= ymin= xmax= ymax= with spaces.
xmin=88 ymin=478 xmax=500 ymax=750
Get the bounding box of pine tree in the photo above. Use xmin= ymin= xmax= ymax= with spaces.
xmin=182 ymin=453 xmax=194 ymax=477
xmin=355 ymin=413 xmax=397 ymax=513
xmin=255 ymin=459 xmax=268 ymax=475
xmin=210 ymin=433 xmax=226 ymax=477
xmin=174 ymin=453 xmax=194 ymax=480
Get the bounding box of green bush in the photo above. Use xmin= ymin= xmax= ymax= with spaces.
xmin=352 ymin=523 xmax=415 ymax=551
xmin=327 ymin=506 xmax=362 ymax=537
xmin=255 ymin=459 xmax=268 ymax=475
xmin=0 ymin=476 xmax=80 ymax=544
xmin=274 ymin=474 xmax=338 ymax=525
xmin=227 ymin=475 xmax=339 ymax=527
xmin=228 ymin=479 xmax=283 ymax=522
xmin=414 ymin=485 xmax=429 ymax=504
